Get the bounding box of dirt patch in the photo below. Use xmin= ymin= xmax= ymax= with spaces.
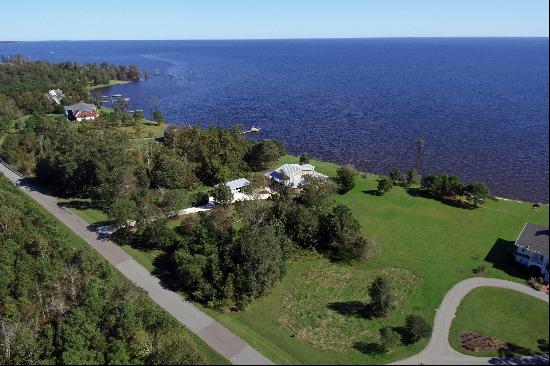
xmin=460 ymin=331 xmax=507 ymax=352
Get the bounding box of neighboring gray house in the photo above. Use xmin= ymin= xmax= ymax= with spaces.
xmin=64 ymin=102 xmax=98 ymax=121
xmin=46 ymin=89 xmax=64 ymax=104
xmin=265 ymin=163 xmax=327 ymax=188
xmin=513 ymin=223 xmax=549 ymax=281
xmin=226 ymin=178 xmax=251 ymax=194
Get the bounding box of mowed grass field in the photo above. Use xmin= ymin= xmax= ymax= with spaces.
xmin=56 ymin=154 xmax=549 ymax=364
xmin=449 ymin=287 xmax=549 ymax=357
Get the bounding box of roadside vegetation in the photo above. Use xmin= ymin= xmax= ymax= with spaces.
xmin=0 ymin=175 xmax=227 ymax=365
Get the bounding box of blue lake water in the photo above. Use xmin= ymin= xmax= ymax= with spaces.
xmin=1 ymin=39 xmax=548 ymax=202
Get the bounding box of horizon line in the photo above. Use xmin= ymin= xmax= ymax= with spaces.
xmin=2 ymin=35 xmax=549 ymax=43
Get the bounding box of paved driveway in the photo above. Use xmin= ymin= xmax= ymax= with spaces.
xmin=0 ymin=162 xmax=273 ymax=365
xmin=392 ymin=278 xmax=549 ymax=365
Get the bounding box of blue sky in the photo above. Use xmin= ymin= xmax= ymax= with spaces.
xmin=1 ymin=0 xmax=548 ymax=41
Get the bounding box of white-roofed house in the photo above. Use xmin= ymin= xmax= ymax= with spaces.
xmin=226 ymin=178 xmax=251 ymax=194
xmin=265 ymin=163 xmax=327 ymax=188
xmin=46 ymin=89 xmax=64 ymax=105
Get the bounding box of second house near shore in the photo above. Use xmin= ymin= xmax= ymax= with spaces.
xmin=513 ymin=223 xmax=549 ymax=281
xmin=266 ymin=163 xmax=327 ymax=188
xmin=64 ymin=102 xmax=98 ymax=122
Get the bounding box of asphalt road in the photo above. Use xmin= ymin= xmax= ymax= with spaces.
xmin=392 ymin=278 xmax=549 ymax=365
xmin=0 ymin=162 xmax=273 ymax=365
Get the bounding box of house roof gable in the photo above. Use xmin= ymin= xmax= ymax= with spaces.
xmin=515 ymin=223 xmax=549 ymax=257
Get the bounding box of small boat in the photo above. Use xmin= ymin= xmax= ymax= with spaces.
xmin=243 ymin=126 xmax=261 ymax=134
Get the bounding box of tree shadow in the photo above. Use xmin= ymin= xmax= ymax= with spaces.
xmin=327 ymin=301 xmax=373 ymax=319
xmin=538 ymin=339 xmax=549 ymax=354
xmin=390 ymin=325 xmax=415 ymax=345
xmin=151 ymin=252 xmax=188 ymax=294
xmin=353 ymin=341 xmax=384 ymax=355
xmin=57 ymin=199 xmax=112 ymax=228
xmin=489 ymin=355 xmax=550 ymax=365
xmin=484 ymin=239 xmax=532 ymax=280
xmin=362 ymin=189 xmax=381 ymax=196
xmin=405 ymin=188 xmax=474 ymax=209
xmin=502 ymin=343 xmax=537 ymax=357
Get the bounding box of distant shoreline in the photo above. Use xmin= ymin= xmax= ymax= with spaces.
xmin=2 ymin=37 xmax=549 ymax=43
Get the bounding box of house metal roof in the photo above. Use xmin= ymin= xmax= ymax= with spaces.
xmin=226 ymin=178 xmax=251 ymax=191
xmin=515 ymin=223 xmax=549 ymax=257
xmin=265 ymin=164 xmax=327 ymax=188
xmin=265 ymin=164 xmax=315 ymax=181
xmin=64 ymin=102 xmax=97 ymax=113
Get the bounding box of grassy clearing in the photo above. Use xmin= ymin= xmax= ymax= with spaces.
xmin=121 ymin=245 xmax=165 ymax=273
xmin=55 ymin=154 xmax=549 ymax=364
xmin=57 ymin=197 xmax=110 ymax=225
xmin=280 ymin=260 xmax=417 ymax=353
xmin=449 ymin=287 xmax=549 ymax=357
xmin=118 ymin=121 xmax=166 ymax=138
xmin=88 ymin=79 xmax=131 ymax=90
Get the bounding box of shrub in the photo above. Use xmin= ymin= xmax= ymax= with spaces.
xmin=464 ymin=182 xmax=492 ymax=207
xmin=422 ymin=174 xmax=464 ymax=200
xmin=368 ymin=277 xmax=396 ymax=317
xmin=335 ymin=165 xmax=358 ymax=194
xmin=299 ymin=154 xmax=310 ymax=164
xmin=405 ymin=169 xmax=421 ymax=187
xmin=139 ymin=220 xmax=180 ymax=250
xmin=377 ymin=176 xmax=393 ymax=195
xmin=389 ymin=167 xmax=402 ymax=185
xmin=380 ymin=327 xmax=401 ymax=352
xmin=212 ymin=183 xmax=233 ymax=207
xmin=404 ymin=315 xmax=431 ymax=344
xmin=528 ymin=277 xmax=544 ymax=291
xmin=193 ymin=191 xmax=210 ymax=206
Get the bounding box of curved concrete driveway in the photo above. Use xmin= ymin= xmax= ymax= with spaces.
xmin=0 ymin=162 xmax=273 ymax=365
xmin=392 ymin=278 xmax=549 ymax=365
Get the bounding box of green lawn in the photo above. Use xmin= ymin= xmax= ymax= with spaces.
xmin=118 ymin=121 xmax=166 ymax=139
xmin=57 ymin=197 xmax=111 ymax=225
xmin=56 ymin=154 xmax=549 ymax=364
xmin=449 ymin=287 xmax=549 ymax=357
xmin=121 ymin=245 xmax=165 ymax=273
xmin=88 ymin=79 xmax=131 ymax=90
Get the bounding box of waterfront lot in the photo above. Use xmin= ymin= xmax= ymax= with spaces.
xmin=62 ymin=155 xmax=549 ymax=364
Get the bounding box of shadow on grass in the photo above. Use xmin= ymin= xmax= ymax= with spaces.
xmin=151 ymin=251 xmax=190 ymax=294
xmin=405 ymin=188 xmax=474 ymax=209
xmin=353 ymin=341 xmax=384 ymax=355
xmin=57 ymin=199 xmax=112 ymax=228
xmin=327 ymin=301 xmax=371 ymax=319
xmin=484 ymin=239 xmax=533 ymax=281
xmin=538 ymin=339 xmax=549 ymax=354
xmin=362 ymin=189 xmax=381 ymax=196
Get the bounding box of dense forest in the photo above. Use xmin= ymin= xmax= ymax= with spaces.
xmin=0 ymin=175 xmax=204 ymax=364
xmin=0 ymin=114 xmax=286 ymax=222
xmin=0 ymin=55 xmax=140 ymax=116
